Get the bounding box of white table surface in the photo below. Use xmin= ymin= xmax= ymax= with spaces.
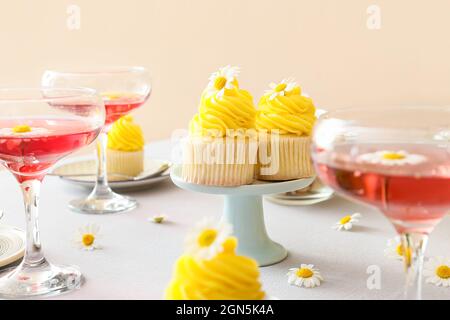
xmin=0 ymin=140 xmax=449 ymax=300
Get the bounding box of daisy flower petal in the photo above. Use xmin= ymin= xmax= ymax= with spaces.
xmin=333 ymin=213 xmax=362 ymax=231
xmin=286 ymin=264 xmax=323 ymax=288
xmin=357 ymin=150 xmax=426 ymax=166
xmin=424 ymin=256 xmax=450 ymax=287
xmin=265 ymin=78 xmax=299 ymax=100
xmin=207 ymin=65 xmax=240 ymax=96
xmin=184 ymin=218 xmax=233 ymax=261
xmin=384 ymin=236 xmax=406 ymax=261
xmin=74 ymin=223 xmax=102 ymax=251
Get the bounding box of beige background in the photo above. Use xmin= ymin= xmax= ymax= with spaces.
xmin=1 ymin=0 xmax=449 ymax=142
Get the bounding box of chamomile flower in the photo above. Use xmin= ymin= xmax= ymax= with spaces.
xmin=266 ymin=78 xmax=298 ymax=100
xmin=0 ymin=126 xmax=49 ymax=137
xmin=424 ymin=256 xmax=450 ymax=287
xmin=384 ymin=236 xmax=412 ymax=261
xmin=185 ymin=218 xmax=232 ymax=261
xmin=149 ymin=214 xmax=167 ymax=224
xmin=332 ymin=213 xmax=361 ymax=231
xmin=207 ymin=65 xmax=240 ymax=98
xmin=287 ymin=264 xmax=323 ymax=288
xmin=357 ymin=150 xmax=426 ymax=166
xmin=74 ymin=223 xmax=102 ymax=251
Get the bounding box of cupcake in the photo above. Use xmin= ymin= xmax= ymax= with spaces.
xmin=107 ymin=115 xmax=144 ymax=177
xmin=256 ymin=79 xmax=316 ymax=180
xmin=182 ymin=66 xmax=258 ymax=186
xmin=165 ymin=219 xmax=265 ymax=300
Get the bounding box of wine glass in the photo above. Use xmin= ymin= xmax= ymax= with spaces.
xmin=311 ymin=106 xmax=450 ymax=299
xmin=0 ymin=88 xmax=104 ymax=298
xmin=42 ymin=67 xmax=151 ymax=214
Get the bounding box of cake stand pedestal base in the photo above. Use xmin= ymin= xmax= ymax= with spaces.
xmin=223 ymin=195 xmax=287 ymax=266
xmin=171 ymin=165 xmax=314 ymax=266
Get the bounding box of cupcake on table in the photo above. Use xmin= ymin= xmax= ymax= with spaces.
xmin=182 ymin=66 xmax=258 ymax=186
xmin=256 ymin=79 xmax=316 ymax=181
xmin=107 ymin=115 xmax=145 ymax=177
xmin=165 ymin=219 xmax=265 ymax=300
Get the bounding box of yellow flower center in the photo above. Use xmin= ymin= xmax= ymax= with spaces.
xmin=396 ymin=244 xmax=404 ymax=256
xmin=197 ymin=229 xmax=218 ymax=247
xmin=382 ymin=152 xmax=405 ymax=160
xmin=274 ymin=83 xmax=287 ymax=92
xmin=82 ymin=233 xmax=95 ymax=247
xmin=213 ymin=76 xmax=227 ymax=90
xmin=222 ymin=237 xmax=237 ymax=253
xmin=396 ymin=244 xmax=412 ymax=259
xmin=436 ymin=265 xmax=450 ymax=279
xmin=395 ymin=243 xmax=413 ymax=265
xmin=296 ymin=268 xmax=314 ymax=278
xmin=12 ymin=125 xmax=31 ymax=133
xmin=340 ymin=215 xmax=352 ymax=225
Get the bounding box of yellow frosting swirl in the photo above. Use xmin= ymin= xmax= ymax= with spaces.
xmin=107 ymin=115 xmax=144 ymax=151
xmin=189 ymin=82 xmax=256 ymax=137
xmin=165 ymin=238 xmax=265 ymax=300
xmin=256 ymin=85 xmax=316 ymax=136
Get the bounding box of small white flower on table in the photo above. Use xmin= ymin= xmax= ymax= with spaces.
xmin=333 ymin=213 xmax=361 ymax=231
xmin=424 ymin=257 xmax=450 ymax=287
xmin=74 ymin=223 xmax=102 ymax=251
xmin=207 ymin=65 xmax=240 ymax=98
xmin=185 ymin=218 xmax=232 ymax=261
xmin=384 ymin=236 xmax=411 ymax=261
xmin=287 ymin=264 xmax=323 ymax=288
xmin=266 ymin=78 xmax=297 ymax=100
xmin=357 ymin=150 xmax=426 ymax=166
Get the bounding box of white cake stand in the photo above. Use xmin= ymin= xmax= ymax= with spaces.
xmin=170 ymin=166 xmax=314 ymax=266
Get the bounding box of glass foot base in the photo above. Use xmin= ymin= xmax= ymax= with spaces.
xmin=69 ymin=192 xmax=137 ymax=214
xmin=0 ymin=261 xmax=82 ymax=299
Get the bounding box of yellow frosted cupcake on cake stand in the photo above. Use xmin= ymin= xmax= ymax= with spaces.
xmin=256 ymin=79 xmax=316 ymax=180
xmin=165 ymin=219 xmax=265 ymax=300
xmin=107 ymin=115 xmax=144 ymax=177
xmin=182 ymin=66 xmax=257 ymax=186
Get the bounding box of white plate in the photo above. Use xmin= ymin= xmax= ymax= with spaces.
xmin=52 ymin=158 xmax=171 ymax=192
xmin=266 ymin=179 xmax=334 ymax=206
xmin=0 ymin=225 xmax=25 ymax=268
xmin=266 ymin=193 xmax=333 ymax=206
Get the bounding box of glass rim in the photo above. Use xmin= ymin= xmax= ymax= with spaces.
xmin=321 ymin=105 xmax=450 ymax=119
xmin=0 ymin=87 xmax=100 ymax=103
xmin=42 ymin=66 xmax=149 ymax=77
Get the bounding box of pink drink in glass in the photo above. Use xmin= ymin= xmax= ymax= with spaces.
xmin=102 ymin=93 xmax=147 ymax=125
xmin=315 ymin=143 xmax=450 ymax=234
xmin=41 ymin=67 xmax=151 ymax=214
xmin=0 ymin=118 xmax=100 ymax=182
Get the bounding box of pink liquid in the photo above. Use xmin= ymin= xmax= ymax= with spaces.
xmin=103 ymin=94 xmax=146 ymax=125
xmin=0 ymin=118 xmax=100 ymax=182
xmin=315 ymin=143 xmax=450 ymax=233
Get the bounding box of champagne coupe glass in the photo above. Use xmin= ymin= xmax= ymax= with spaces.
xmin=0 ymin=88 xmax=104 ymax=298
xmin=312 ymin=106 xmax=450 ymax=299
xmin=42 ymin=67 xmax=151 ymax=214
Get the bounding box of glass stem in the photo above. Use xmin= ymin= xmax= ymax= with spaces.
xmin=401 ymin=232 xmax=428 ymax=300
xmin=20 ymin=179 xmax=46 ymax=267
xmin=91 ymin=131 xmax=113 ymax=197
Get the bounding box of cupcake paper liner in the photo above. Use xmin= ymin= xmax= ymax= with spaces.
xmin=181 ymin=137 xmax=256 ymax=186
xmin=257 ymin=134 xmax=314 ymax=181
xmin=107 ymin=149 xmax=144 ymax=177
